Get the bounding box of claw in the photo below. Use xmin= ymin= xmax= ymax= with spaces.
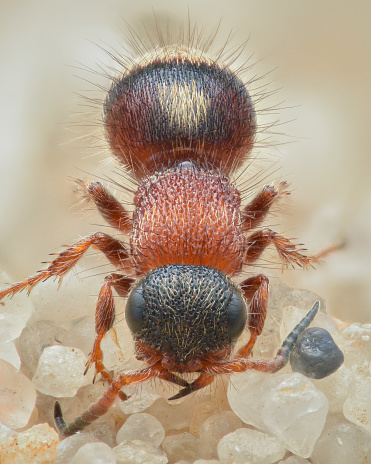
xmin=168 ymin=385 xmax=194 ymax=400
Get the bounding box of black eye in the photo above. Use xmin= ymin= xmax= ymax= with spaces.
xmin=227 ymin=291 xmax=247 ymax=341
xmin=125 ymin=285 xmax=146 ymax=334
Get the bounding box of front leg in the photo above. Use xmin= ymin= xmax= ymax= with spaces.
xmin=202 ymin=302 xmax=319 ymax=375
xmin=85 ymin=273 xmax=135 ymax=381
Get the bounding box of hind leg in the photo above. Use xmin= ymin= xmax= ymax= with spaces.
xmin=76 ymin=180 xmax=132 ymax=234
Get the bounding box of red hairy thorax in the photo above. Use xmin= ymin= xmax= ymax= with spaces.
xmin=131 ymin=162 xmax=244 ymax=275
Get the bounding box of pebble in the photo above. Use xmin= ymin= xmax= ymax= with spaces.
xmin=217 ymin=428 xmax=286 ymax=464
xmin=116 ymin=413 xmax=165 ymax=447
xmin=32 ymin=345 xmax=93 ymax=397
xmin=0 ymin=360 xmax=37 ymax=429
xmin=70 ymin=442 xmax=116 ymax=464
xmin=290 ymin=327 xmax=344 ymax=379
xmin=0 ymin=423 xmax=58 ymax=464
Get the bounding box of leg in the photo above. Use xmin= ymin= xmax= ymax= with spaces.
xmin=55 ymin=363 xmax=163 ymax=436
xmin=244 ymin=228 xmax=314 ymax=269
xmin=168 ymin=373 xmax=215 ymax=400
xmin=237 ymin=274 xmax=269 ymax=358
xmin=202 ymin=301 xmax=319 ymax=375
xmin=76 ymin=180 xmax=132 ymax=234
xmin=85 ymin=273 xmax=135 ymax=380
xmin=243 ymin=182 xmax=289 ymax=231
xmin=0 ymin=233 xmax=131 ymax=300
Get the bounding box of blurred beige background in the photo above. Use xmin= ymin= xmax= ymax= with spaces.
xmin=0 ymin=0 xmax=370 ymax=322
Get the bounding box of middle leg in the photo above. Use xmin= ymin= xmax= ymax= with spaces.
xmin=76 ymin=180 xmax=132 ymax=234
xmin=0 ymin=232 xmax=132 ymax=300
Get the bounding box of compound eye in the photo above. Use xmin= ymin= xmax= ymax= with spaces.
xmin=125 ymin=285 xmax=146 ymax=334
xmin=227 ymin=291 xmax=247 ymax=342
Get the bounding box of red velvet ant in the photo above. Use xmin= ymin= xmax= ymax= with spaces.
xmin=0 ymin=34 xmax=324 ymax=436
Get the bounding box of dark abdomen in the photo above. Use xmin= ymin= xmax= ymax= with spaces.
xmin=104 ymin=47 xmax=256 ymax=178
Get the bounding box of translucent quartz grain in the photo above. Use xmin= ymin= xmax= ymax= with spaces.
xmin=149 ymin=398 xmax=194 ymax=432
xmin=100 ymin=324 xmax=134 ymax=372
xmin=32 ymin=345 xmax=93 ymax=397
xmin=161 ymin=432 xmax=200 ymax=463
xmin=0 ymin=341 xmax=20 ymax=370
xmin=278 ymin=457 xmax=310 ymax=464
xmin=194 ymin=460 xmax=221 ymax=463
xmin=116 ymin=413 xmax=165 ymax=447
xmin=17 ymin=320 xmax=67 ymax=378
xmin=70 ymin=442 xmax=116 ymax=464
xmin=0 ymin=423 xmax=58 ymax=464
xmin=217 ymin=428 xmax=286 ymax=464
xmin=29 ymin=266 xmax=104 ymax=325
xmin=311 ymin=415 xmax=371 ymax=464
xmin=113 ymin=440 xmax=168 ymax=463
xmin=117 ymin=383 xmax=160 ymax=415
xmin=280 ymin=305 xmax=338 ymax=342
xmin=56 ymin=432 xmax=100 ymax=464
xmin=0 ymin=360 xmax=37 ymax=429
xmin=334 ymin=324 xmax=370 ymax=376
xmin=0 ymin=270 xmax=33 ymax=342
xmin=313 ymin=365 xmax=353 ymax=412
xmin=228 ymin=371 xmax=328 ymax=457
xmin=0 ymin=422 xmax=14 ymax=438
xmin=198 ymin=411 xmax=242 ymax=459
xmin=62 ymin=316 xmax=95 ymax=356
xmin=343 ymin=375 xmax=371 ymax=433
